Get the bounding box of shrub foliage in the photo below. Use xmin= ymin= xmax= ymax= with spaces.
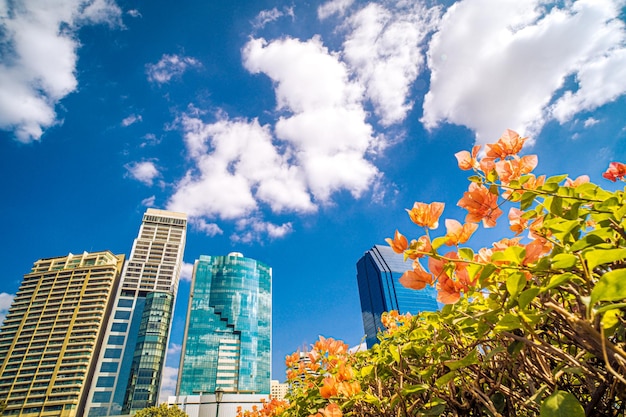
xmin=240 ymin=130 xmax=626 ymax=417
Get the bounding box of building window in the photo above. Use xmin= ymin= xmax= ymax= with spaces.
xmin=107 ymin=335 xmax=125 ymax=345
xmin=103 ymin=349 xmax=122 ymax=359
xmin=111 ymin=323 xmax=128 ymax=332
xmin=114 ymin=310 xmax=131 ymax=320
xmin=100 ymin=362 xmax=118 ymax=373
xmin=92 ymin=391 xmax=112 ymax=403
xmin=117 ymin=299 xmax=134 ymax=308
xmin=96 ymin=376 xmax=115 ymax=388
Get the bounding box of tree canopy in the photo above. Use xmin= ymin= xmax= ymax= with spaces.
xmin=134 ymin=403 xmax=188 ymax=417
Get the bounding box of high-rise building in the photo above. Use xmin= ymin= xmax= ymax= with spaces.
xmin=177 ymin=252 xmax=271 ymax=396
xmin=0 ymin=251 xmax=125 ymax=417
xmin=356 ymin=245 xmax=438 ymax=348
xmin=84 ymin=209 xmax=187 ymax=417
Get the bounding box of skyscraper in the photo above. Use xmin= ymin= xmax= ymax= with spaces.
xmin=0 ymin=251 xmax=125 ymax=417
xmin=356 ymin=245 xmax=438 ymax=348
xmin=176 ymin=252 xmax=271 ymax=397
xmin=84 ymin=209 xmax=187 ymax=417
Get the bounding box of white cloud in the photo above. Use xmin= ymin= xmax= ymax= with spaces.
xmin=127 ymin=9 xmax=141 ymax=18
xmin=0 ymin=0 xmax=122 ymax=142
xmin=180 ymin=262 xmax=194 ymax=282
xmin=125 ymin=161 xmax=160 ymax=186
xmin=0 ymin=293 xmax=14 ymax=326
xmin=159 ymin=365 xmax=179 ymax=404
xmin=167 ymin=114 xmax=316 ymax=220
xmin=146 ymin=54 xmax=201 ymax=84
xmin=232 ymin=218 xmax=294 ymax=243
xmin=243 ymin=36 xmax=380 ymax=202
xmin=422 ymin=0 xmax=626 ymax=144
xmin=342 ymin=2 xmax=441 ymax=126
xmin=252 ymin=7 xmax=293 ymax=29
xmin=318 ymin=0 xmax=355 ymax=20
xmin=584 ymin=117 xmax=600 ymax=128
xmin=121 ymin=114 xmax=142 ymax=126
xmin=191 ymin=218 xmax=223 ymax=237
xmin=141 ymin=195 xmax=156 ymax=207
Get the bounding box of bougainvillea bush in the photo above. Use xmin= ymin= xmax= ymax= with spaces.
xmin=238 ymin=130 xmax=626 ymax=417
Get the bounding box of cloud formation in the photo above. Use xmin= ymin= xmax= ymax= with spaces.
xmin=122 ymin=114 xmax=142 ymax=127
xmin=0 ymin=293 xmax=15 ymax=326
xmin=146 ymin=54 xmax=201 ymax=84
xmin=341 ymin=2 xmax=440 ymax=126
xmin=0 ymin=0 xmax=122 ymax=142
xmin=421 ymin=0 xmax=626 ymax=143
xmin=125 ymin=161 xmax=160 ymax=186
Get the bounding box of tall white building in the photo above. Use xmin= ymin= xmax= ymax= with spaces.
xmin=84 ymin=209 xmax=187 ymax=416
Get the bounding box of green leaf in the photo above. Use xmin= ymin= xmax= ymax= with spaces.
xmin=583 ymin=248 xmax=626 ymax=271
xmin=494 ymin=314 xmax=522 ymax=332
xmin=507 ymin=340 xmax=524 ymax=356
xmin=435 ymin=371 xmax=455 ymax=388
xmin=360 ymin=365 xmax=374 ymax=378
xmin=550 ymin=196 xmax=563 ymax=217
xmin=551 ymin=253 xmax=578 ymax=269
xmin=402 ymin=383 xmax=429 ymax=395
xmin=444 ymin=349 xmax=478 ymax=371
xmin=468 ymin=175 xmax=483 ymax=184
xmin=590 ymin=269 xmax=626 ymax=306
xmin=389 ymin=345 xmax=400 ymax=363
xmin=431 ymin=236 xmax=448 ymax=250
xmin=542 ymin=273 xmax=576 ymax=292
xmin=506 ymin=272 xmax=527 ymax=299
xmin=458 ymin=247 xmax=474 ymax=261
xmin=569 ymin=232 xmax=610 ymax=252
xmin=601 ymin=309 xmax=621 ymax=330
xmin=545 ymin=174 xmax=568 ymax=184
xmin=540 ymin=390 xmax=584 ymax=417
xmin=518 ymin=287 xmax=540 ymax=310
xmin=520 ymin=190 xmax=538 ymax=210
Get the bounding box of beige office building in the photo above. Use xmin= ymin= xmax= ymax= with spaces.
xmin=0 ymin=251 xmax=125 ymax=417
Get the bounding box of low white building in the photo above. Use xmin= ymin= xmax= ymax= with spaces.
xmin=168 ymin=393 xmax=269 ymax=417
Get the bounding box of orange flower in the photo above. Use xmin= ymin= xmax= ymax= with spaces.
xmin=474 ymin=247 xmax=493 ymax=264
xmin=399 ymin=261 xmax=434 ymax=290
xmin=338 ymin=381 xmax=361 ymax=397
xmin=492 ymin=237 xmax=523 ymax=251
xmin=385 ymin=230 xmax=408 ymax=254
xmin=457 ymin=183 xmax=503 ymax=228
xmin=494 ymin=155 xmax=537 ymax=183
xmin=508 ymin=207 xmax=528 ymax=235
xmin=285 ymin=352 xmax=300 ymax=368
xmin=314 ymin=336 xmax=348 ymax=356
xmin=523 ymin=238 xmax=552 ymax=265
xmin=405 ymin=235 xmax=432 ymax=259
xmin=454 ymin=145 xmax=481 ymax=170
xmin=602 ymin=162 xmax=626 ymax=182
xmin=564 ymin=175 xmax=589 ymax=187
xmin=479 ymin=157 xmax=496 ymax=174
xmin=430 ymin=252 xmax=473 ymax=304
xmin=486 ymin=129 xmax=526 ymax=158
xmin=320 ymin=376 xmax=339 ymax=399
xmin=407 ymin=202 xmax=445 ymax=229
xmin=312 ymin=403 xmax=343 ymax=417
xmin=444 ymin=219 xmax=478 ymax=246
xmin=436 ymin=273 xmax=462 ymax=304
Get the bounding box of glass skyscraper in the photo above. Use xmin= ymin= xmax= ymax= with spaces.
xmin=0 ymin=251 xmax=125 ymax=417
xmin=84 ymin=209 xmax=187 ymax=416
xmin=177 ymin=252 xmax=271 ymax=396
xmin=356 ymin=245 xmax=438 ymax=348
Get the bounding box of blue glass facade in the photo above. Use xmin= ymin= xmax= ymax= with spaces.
xmin=356 ymin=245 xmax=438 ymax=348
xmin=177 ymin=253 xmax=271 ymax=396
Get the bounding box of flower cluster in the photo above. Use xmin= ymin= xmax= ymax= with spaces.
xmin=387 ymin=129 xmax=625 ymax=304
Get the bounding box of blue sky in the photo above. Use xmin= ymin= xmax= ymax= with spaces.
xmin=1 ymin=0 xmax=626 ymax=401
